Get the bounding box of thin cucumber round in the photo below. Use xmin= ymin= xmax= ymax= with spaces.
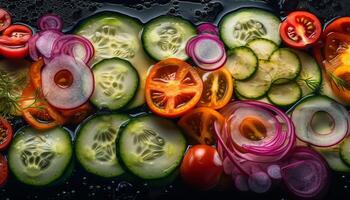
xmin=8 ymin=127 xmax=73 ymax=186
xmin=268 ymin=48 xmax=301 ymax=84
xmin=235 ymin=59 xmax=272 ymax=99
xmin=219 ymin=8 xmax=281 ymax=49
xmin=117 ymin=115 xmax=186 ymax=180
xmin=91 ymin=58 xmax=139 ymax=110
xmin=75 ymin=114 xmax=129 ymax=178
xmin=74 ymin=11 xmax=154 ymax=109
xmin=226 ymin=47 xmax=258 ymax=80
xmin=315 ymin=146 xmax=350 ymax=172
xmin=340 ymin=137 xmax=350 ymax=166
xmin=246 ymin=38 xmax=278 ymax=60
xmin=291 ymin=50 xmax=322 ymax=96
xmin=142 ymin=15 xmax=196 ymax=61
xmin=267 ymin=80 xmax=302 ymax=107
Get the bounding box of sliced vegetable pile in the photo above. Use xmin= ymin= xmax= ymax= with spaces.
xmin=1 ymin=5 xmax=350 ymax=200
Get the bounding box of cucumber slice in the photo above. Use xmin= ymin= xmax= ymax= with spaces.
xmin=291 ymin=95 xmax=349 ymax=147
xmin=291 ymin=50 xmax=322 ymax=96
xmin=8 ymin=127 xmax=73 ymax=186
xmin=236 ymin=92 xmax=270 ymax=104
xmin=142 ymin=15 xmax=196 ymax=61
xmin=118 ymin=115 xmax=186 ymax=180
xmin=235 ymin=60 xmax=272 ymax=99
xmin=315 ymin=146 xmax=350 ymax=172
xmin=340 ymin=137 xmax=350 ymax=166
xmin=219 ymin=8 xmax=281 ymax=49
xmin=246 ymin=38 xmax=278 ymax=60
xmin=76 ymin=114 xmax=129 ymax=178
xmin=74 ymin=11 xmax=154 ymax=109
xmin=267 ymin=81 xmax=302 ymax=107
xmin=226 ymin=47 xmax=258 ymax=80
xmin=91 ymin=58 xmax=139 ymax=110
xmin=269 ymin=48 xmax=301 ymax=84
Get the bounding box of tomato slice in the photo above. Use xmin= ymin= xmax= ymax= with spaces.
xmin=29 ymin=59 xmax=44 ymax=90
xmin=0 ymin=9 xmax=11 ymax=32
xmin=324 ymin=32 xmax=350 ymax=64
xmin=180 ymin=145 xmax=223 ymax=190
xmin=280 ymin=11 xmax=322 ymax=49
xmin=19 ymin=84 xmax=66 ymax=130
xmin=0 ymin=117 xmax=13 ymax=151
xmin=2 ymin=24 xmax=32 ymax=42
xmin=0 ymin=154 xmax=8 ymax=187
xmin=58 ymin=102 xmax=94 ymax=124
xmin=178 ymin=107 xmax=224 ymax=145
xmin=0 ymin=25 xmax=32 ymax=59
xmin=0 ymin=42 xmax=29 ymax=59
xmin=197 ymin=68 xmax=233 ymax=109
xmin=328 ymin=65 xmax=350 ymax=102
xmin=324 ymin=17 xmax=350 ymax=36
xmin=145 ymin=58 xmax=203 ymax=118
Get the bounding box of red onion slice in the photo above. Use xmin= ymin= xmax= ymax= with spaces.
xmin=50 ymin=35 xmax=94 ymax=65
xmin=248 ymin=171 xmax=272 ymax=193
xmin=197 ymin=23 xmax=219 ymax=35
xmin=38 ymin=14 xmax=63 ymax=31
xmin=28 ymin=34 xmax=40 ymax=61
xmin=267 ymin=164 xmax=282 ymax=180
xmin=36 ymin=30 xmax=63 ymax=58
xmin=42 ymin=55 xmax=94 ymax=110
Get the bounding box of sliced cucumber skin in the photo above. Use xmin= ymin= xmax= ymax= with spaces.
xmin=8 ymin=127 xmax=73 ymax=187
xmin=246 ymin=38 xmax=278 ymax=60
xmin=142 ymin=15 xmax=196 ymax=61
xmin=75 ymin=113 xmax=130 ymax=178
xmin=316 ymin=146 xmax=350 ymax=173
xmin=291 ymin=50 xmax=322 ymax=96
xmin=74 ymin=11 xmax=154 ymax=110
xmin=91 ymin=58 xmax=139 ymax=110
xmin=226 ymin=46 xmax=258 ymax=81
xmin=267 ymin=81 xmax=302 ymax=108
xmin=219 ymin=8 xmax=281 ymax=49
xmin=117 ymin=115 xmax=187 ymax=181
xmin=340 ymin=137 xmax=350 ymax=166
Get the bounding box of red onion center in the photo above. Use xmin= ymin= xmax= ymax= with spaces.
xmin=54 ymin=69 xmax=73 ymax=89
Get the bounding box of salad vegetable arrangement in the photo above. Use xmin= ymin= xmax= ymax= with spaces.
xmin=1 ymin=4 xmax=350 ymax=199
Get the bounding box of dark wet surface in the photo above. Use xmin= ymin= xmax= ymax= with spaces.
xmin=1 ymin=0 xmax=350 ymax=199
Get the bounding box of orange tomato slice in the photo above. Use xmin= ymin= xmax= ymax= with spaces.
xmin=197 ymin=68 xmax=233 ymax=109
xmin=145 ymin=58 xmax=203 ymax=118
xmin=329 ymin=65 xmax=350 ymax=102
xmin=178 ymin=107 xmax=225 ymax=145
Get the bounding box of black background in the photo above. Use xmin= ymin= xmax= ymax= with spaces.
xmin=1 ymin=0 xmax=350 ymax=199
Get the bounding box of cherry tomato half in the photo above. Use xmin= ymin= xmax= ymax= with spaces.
xmin=2 ymin=24 xmax=32 ymax=42
xmin=0 ymin=117 xmax=13 ymax=151
xmin=0 ymin=154 xmax=8 ymax=187
xmin=178 ymin=107 xmax=224 ymax=145
xmin=145 ymin=58 xmax=203 ymax=118
xmin=280 ymin=11 xmax=322 ymax=49
xmin=324 ymin=17 xmax=350 ymax=36
xmin=197 ymin=68 xmax=233 ymax=109
xmin=180 ymin=145 xmax=223 ymax=190
xmin=0 ymin=9 xmax=11 ymax=32
xmin=0 ymin=25 xmax=32 ymax=59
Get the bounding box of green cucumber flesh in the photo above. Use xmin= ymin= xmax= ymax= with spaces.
xmin=74 ymin=11 xmax=154 ymax=109
xmin=8 ymin=127 xmax=73 ymax=186
xmin=219 ymin=8 xmax=281 ymax=49
xmin=91 ymin=58 xmax=139 ymax=110
xmin=315 ymin=146 xmax=350 ymax=172
xmin=226 ymin=46 xmax=258 ymax=80
xmin=76 ymin=114 xmax=129 ymax=178
xmin=267 ymin=80 xmax=302 ymax=107
xmin=142 ymin=15 xmax=196 ymax=61
xmin=340 ymin=136 xmax=350 ymax=166
xmin=118 ymin=115 xmax=186 ymax=180
xmin=246 ymin=38 xmax=278 ymax=60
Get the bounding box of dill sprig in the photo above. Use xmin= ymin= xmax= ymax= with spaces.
xmin=298 ymin=75 xmax=320 ymax=92
xmin=327 ymin=71 xmax=350 ymax=91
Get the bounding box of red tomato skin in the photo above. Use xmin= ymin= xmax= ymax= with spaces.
xmin=0 ymin=154 xmax=8 ymax=187
xmin=180 ymin=145 xmax=223 ymax=190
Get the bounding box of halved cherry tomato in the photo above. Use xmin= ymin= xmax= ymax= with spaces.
xmin=197 ymin=68 xmax=233 ymax=109
xmin=280 ymin=11 xmax=322 ymax=49
xmin=2 ymin=24 xmax=32 ymax=42
xmin=324 ymin=17 xmax=350 ymax=36
xmin=0 ymin=154 xmax=8 ymax=187
xmin=0 ymin=9 xmax=11 ymax=32
xmin=0 ymin=117 xmax=13 ymax=151
xmin=58 ymin=102 xmax=94 ymax=124
xmin=19 ymin=84 xmax=66 ymax=130
xmin=180 ymin=145 xmax=223 ymax=190
xmin=329 ymin=65 xmax=350 ymax=102
xmin=324 ymin=32 xmax=350 ymax=64
xmin=178 ymin=107 xmax=224 ymax=145
xmin=145 ymin=58 xmax=203 ymax=118
xmin=0 ymin=24 xmax=32 ymax=59
xmin=0 ymin=43 xmax=29 ymax=59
